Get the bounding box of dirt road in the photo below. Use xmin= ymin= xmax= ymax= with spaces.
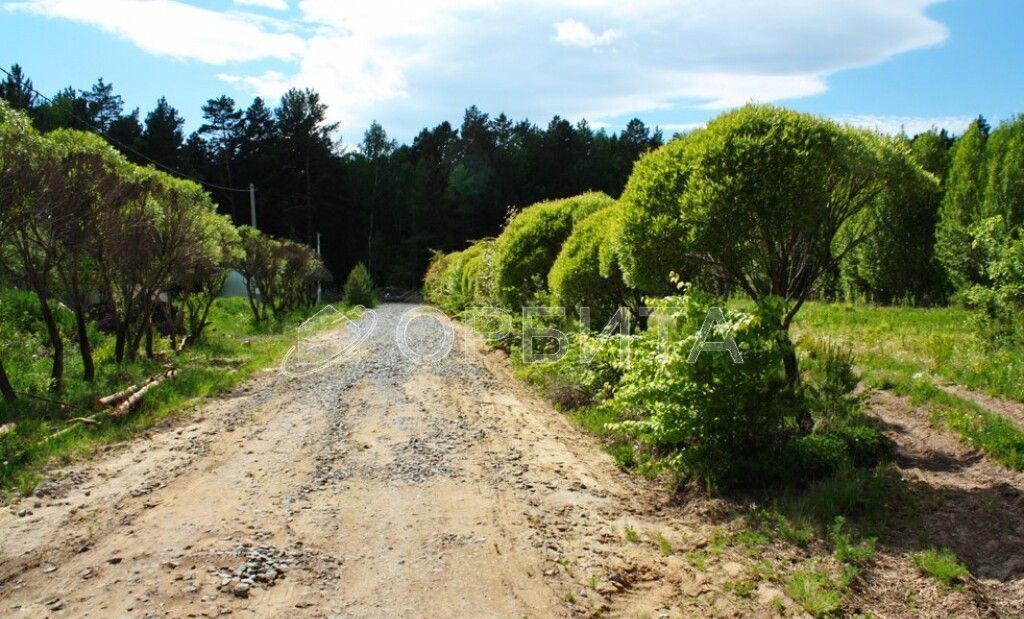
xmin=0 ymin=305 xmax=726 ymax=618
xmin=4 ymin=304 xmax=1020 ymax=618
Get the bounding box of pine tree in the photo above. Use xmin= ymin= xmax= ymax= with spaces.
xmin=139 ymin=96 xmax=185 ymax=169
xmin=0 ymin=64 xmax=35 ymax=110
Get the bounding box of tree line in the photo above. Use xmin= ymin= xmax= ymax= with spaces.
xmin=0 ymin=63 xmax=664 ymax=289
xmin=425 ymin=105 xmax=1024 ymax=488
xmin=0 ymin=99 xmax=325 ymax=400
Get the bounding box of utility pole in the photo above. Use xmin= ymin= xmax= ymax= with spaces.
xmin=249 ymin=183 xmax=257 ymax=229
xmin=316 ymin=232 xmax=322 ymax=305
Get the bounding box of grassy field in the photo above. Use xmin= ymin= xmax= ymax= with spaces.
xmin=0 ymin=294 xmax=351 ymax=496
xmin=792 ymin=302 xmax=1024 ymax=470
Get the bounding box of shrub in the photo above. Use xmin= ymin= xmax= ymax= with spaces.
xmin=422 ymin=250 xmax=452 ymax=307
xmin=342 ymin=262 xmax=377 ymax=308
xmin=618 ymin=134 xmax=709 ymax=296
xmin=964 ymin=215 xmax=1024 ymax=344
xmin=618 ymin=105 xmax=929 ymax=390
xmin=840 ymin=138 xmax=946 ymax=305
xmin=605 ymin=290 xmax=795 ymax=488
xmin=492 ymin=192 xmax=614 ymax=310
xmin=548 ymin=203 xmax=642 ymax=328
xmin=802 ymin=339 xmax=860 ymax=426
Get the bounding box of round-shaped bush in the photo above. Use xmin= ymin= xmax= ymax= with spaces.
xmin=548 ymin=203 xmax=638 ymax=327
xmin=492 ymin=192 xmax=614 ymax=310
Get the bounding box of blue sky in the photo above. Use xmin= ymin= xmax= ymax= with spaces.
xmin=1 ymin=0 xmax=1021 ymax=143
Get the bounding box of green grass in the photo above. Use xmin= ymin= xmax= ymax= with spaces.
xmin=655 ymin=531 xmax=673 ymax=555
xmin=911 ymin=548 xmax=969 ymax=588
xmin=828 ymin=516 xmax=877 ymax=566
xmin=0 ymin=296 xmax=354 ymax=496
xmin=792 ymin=302 xmax=1024 ymax=470
xmin=784 ymin=567 xmax=844 ymax=617
xmin=792 ymin=302 xmax=1024 ymax=402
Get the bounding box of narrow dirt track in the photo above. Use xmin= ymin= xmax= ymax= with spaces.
xmin=0 ymin=305 xmax=723 ymax=618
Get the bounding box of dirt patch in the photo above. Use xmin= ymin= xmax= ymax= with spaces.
xmin=866 ymin=390 xmax=1024 ymax=616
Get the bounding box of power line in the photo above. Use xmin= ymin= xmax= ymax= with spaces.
xmin=0 ymin=64 xmax=252 ymax=193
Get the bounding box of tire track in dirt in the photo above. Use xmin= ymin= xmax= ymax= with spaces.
xmin=868 ymin=390 xmax=1024 ymax=617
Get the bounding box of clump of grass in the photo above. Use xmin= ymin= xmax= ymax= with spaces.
xmin=784 ymin=568 xmax=844 ymax=618
xmin=780 ymin=465 xmax=894 ymax=530
xmin=684 ymin=550 xmax=708 ymax=571
xmin=725 ymin=578 xmax=757 ymax=598
xmin=733 ymin=528 xmax=771 ymax=556
xmin=655 ymin=531 xmax=672 ymax=555
xmin=911 ymin=548 xmax=969 ymax=588
xmin=828 ymin=517 xmax=876 ymax=566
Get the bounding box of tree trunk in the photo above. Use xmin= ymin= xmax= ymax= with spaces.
xmin=74 ymin=303 xmax=95 ymax=382
xmin=782 ymin=344 xmax=799 ymax=386
xmin=0 ymin=358 xmax=16 ymax=402
xmin=145 ymin=323 xmax=154 ymax=359
xmin=781 ymin=335 xmax=814 ymax=433
xmin=114 ymin=322 xmax=128 ymax=363
xmin=128 ymin=311 xmax=151 ymax=362
xmin=37 ymin=296 xmax=64 ymax=392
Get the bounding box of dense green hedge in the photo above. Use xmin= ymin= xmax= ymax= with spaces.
xmin=492 ymin=192 xmax=614 ymax=310
xmin=548 ymin=203 xmax=640 ymax=327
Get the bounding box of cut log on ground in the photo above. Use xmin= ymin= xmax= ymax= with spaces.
xmin=95 ymin=384 xmax=140 ymax=409
xmin=111 ymin=369 xmax=177 ymax=418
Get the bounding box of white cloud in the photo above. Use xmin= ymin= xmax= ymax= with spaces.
xmin=6 ymin=0 xmax=955 ymax=136
xmin=7 ymin=0 xmax=304 ymax=63
xmin=233 ymin=0 xmax=288 ymax=9
xmin=554 ymin=19 xmax=622 ymax=47
xmin=832 ymin=114 xmax=975 ymax=136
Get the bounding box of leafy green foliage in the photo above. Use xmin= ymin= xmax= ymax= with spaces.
xmin=618 ymin=134 xmax=705 ymax=296
xmin=936 ymin=118 xmax=990 ymax=292
xmin=237 ymin=226 xmax=326 ymax=321
xmin=342 ymin=262 xmax=377 ymax=308
xmin=964 ymin=215 xmax=1024 ymax=344
xmin=841 ymin=135 xmax=946 ymax=305
xmin=802 ymin=340 xmax=860 ymax=426
xmin=492 ymin=192 xmax=614 ymax=310
xmin=549 ymin=203 xmax=640 ymax=328
xmin=620 ymin=105 xmax=924 ymax=335
xmin=604 ymin=290 xmax=795 ymax=488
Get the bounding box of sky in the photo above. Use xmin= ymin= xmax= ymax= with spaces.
xmin=1 ymin=0 xmax=1022 ymax=144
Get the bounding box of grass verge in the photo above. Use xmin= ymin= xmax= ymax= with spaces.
xmin=1 ymin=297 xmax=355 ymax=497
